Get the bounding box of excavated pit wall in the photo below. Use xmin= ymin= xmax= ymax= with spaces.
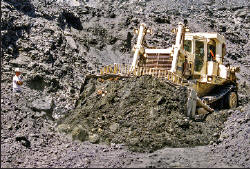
xmin=58 ymin=75 xmax=229 ymax=153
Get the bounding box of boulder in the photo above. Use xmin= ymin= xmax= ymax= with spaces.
xmin=31 ymin=96 xmax=54 ymax=113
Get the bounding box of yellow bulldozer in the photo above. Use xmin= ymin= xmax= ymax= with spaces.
xmin=89 ymin=21 xmax=240 ymax=120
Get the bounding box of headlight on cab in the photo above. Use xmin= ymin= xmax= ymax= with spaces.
xmin=207 ymin=76 xmax=212 ymax=82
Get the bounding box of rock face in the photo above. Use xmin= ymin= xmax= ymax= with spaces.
xmin=1 ymin=0 xmax=249 ymax=168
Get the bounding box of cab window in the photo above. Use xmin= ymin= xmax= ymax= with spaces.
xmin=207 ymin=40 xmax=216 ymax=61
xmin=222 ymin=43 xmax=226 ymax=62
xmin=194 ymin=40 xmax=204 ymax=72
xmin=184 ymin=40 xmax=192 ymax=52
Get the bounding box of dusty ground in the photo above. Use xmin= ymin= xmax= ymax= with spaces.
xmin=1 ymin=0 xmax=250 ymax=168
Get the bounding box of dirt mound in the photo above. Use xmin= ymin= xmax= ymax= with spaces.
xmin=58 ymin=75 xmax=229 ymax=152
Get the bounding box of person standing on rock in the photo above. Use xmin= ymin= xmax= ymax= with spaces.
xmin=12 ymin=68 xmax=23 ymax=102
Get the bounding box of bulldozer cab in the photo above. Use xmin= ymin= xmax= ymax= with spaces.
xmin=183 ymin=32 xmax=226 ymax=80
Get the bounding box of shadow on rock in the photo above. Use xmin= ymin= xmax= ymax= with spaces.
xmin=3 ymin=0 xmax=36 ymax=18
xmin=15 ymin=136 xmax=31 ymax=148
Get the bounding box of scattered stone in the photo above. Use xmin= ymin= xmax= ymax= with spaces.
xmin=109 ymin=123 xmax=120 ymax=132
xmin=57 ymin=124 xmax=71 ymax=133
xmin=89 ymin=134 xmax=99 ymax=144
xmin=71 ymin=125 xmax=89 ymax=141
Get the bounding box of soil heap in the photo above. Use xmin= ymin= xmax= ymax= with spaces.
xmin=58 ymin=75 xmax=229 ymax=153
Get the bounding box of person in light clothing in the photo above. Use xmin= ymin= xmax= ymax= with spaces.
xmin=13 ymin=68 xmax=23 ymax=93
xmin=12 ymin=68 xmax=23 ymax=105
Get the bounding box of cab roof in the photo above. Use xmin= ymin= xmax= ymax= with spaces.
xmin=185 ymin=32 xmax=225 ymax=44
